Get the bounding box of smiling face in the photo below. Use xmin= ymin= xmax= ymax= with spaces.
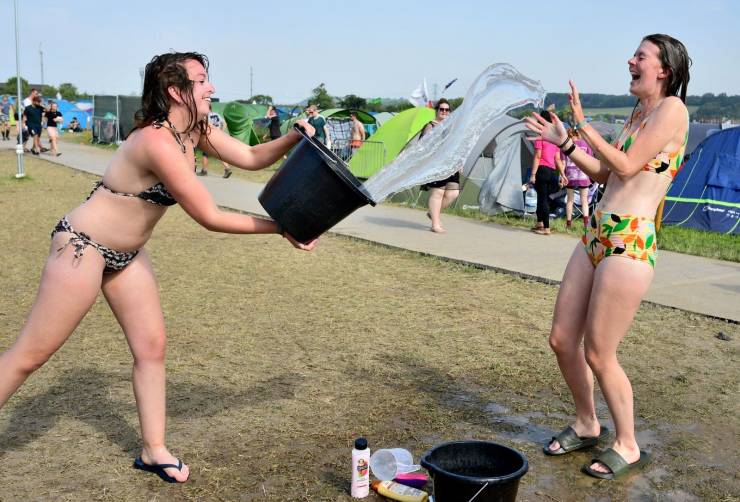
xmin=436 ymin=103 xmax=451 ymax=121
xmin=183 ymin=59 xmax=214 ymax=120
xmin=628 ymin=40 xmax=669 ymax=99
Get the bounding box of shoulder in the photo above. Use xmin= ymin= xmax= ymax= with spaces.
xmin=651 ymin=97 xmax=688 ymax=130
xmin=132 ymin=126 xmax=182 ymax=162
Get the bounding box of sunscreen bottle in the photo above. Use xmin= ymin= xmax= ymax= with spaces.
xmin=351 ymin=437 xmax=370 ymax=498
xmin=370 ymin=480 xmax=429 ymax=502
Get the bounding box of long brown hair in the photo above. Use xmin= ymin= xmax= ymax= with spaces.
xmin=133 ymin=52 xmax=209 ymax=134
xmin=642 ymin=34 xmax=691 ymax=102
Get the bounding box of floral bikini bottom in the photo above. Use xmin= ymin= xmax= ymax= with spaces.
xmin=581 ymin=210 xmax=657 ymax=268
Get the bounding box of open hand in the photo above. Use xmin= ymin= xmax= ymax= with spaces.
xmin=524 ymin=110 xmax=568 ymax=146
xmin=284 ymin=232 xmax=319 ymax=251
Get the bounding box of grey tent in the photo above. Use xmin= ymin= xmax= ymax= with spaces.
xmin=457 ymin=115 xmax=535 ymax=214
xmin=391 ymin=115 xmax=535 ymax=214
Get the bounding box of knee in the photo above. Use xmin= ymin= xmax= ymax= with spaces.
xmin=584 ymin=345 xmax=615 ymax=375
xmin=132 ymin=333 xmax=167 ymax=365
xmin=548 ymin=324 xmax=575 ymax=356
xmin=5 ymin=348 xmax=51 ymax=376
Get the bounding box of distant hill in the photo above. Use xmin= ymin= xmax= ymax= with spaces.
xmin=545 ymin=93 xmax=740 ymax=121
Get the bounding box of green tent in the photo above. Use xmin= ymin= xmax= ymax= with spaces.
xmin=222 ymin=102 xmax=269 ymax=146
xmin=279 ymin=108 xmax=377 ymax=136
xmin=348 ymin=107 xmax=435 ymax=179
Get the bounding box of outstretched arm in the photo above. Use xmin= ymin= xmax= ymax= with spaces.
xmin=197 ymin=119 xmax=315 ymax=171
xmin=146 ymin=130 xmax=317 ymax=250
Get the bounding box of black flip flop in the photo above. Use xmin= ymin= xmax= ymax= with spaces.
xmin=543 ymin=425 xmax=610 ymax=456
xmin=581 ymin=448 xmax=651 ymax=480
xmin=133 ymin=456 xmax=185 ymax=483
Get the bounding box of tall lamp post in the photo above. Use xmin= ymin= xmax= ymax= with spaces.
xmin=14 ymin=0 xmax=24 ymax=179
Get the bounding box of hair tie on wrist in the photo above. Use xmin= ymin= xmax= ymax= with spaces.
xmin=276 ymin=222 xmax=285 ymax=237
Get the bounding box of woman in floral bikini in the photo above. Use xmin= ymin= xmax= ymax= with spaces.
xmin=525 ymin=34 xmax=690 ymax=479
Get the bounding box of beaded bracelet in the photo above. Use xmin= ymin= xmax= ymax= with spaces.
xmin=557 ymin=136 xmax=571 ymax=148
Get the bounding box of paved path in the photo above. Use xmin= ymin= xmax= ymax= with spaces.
xmin=6 ymin=141 xmax=739 ymax=322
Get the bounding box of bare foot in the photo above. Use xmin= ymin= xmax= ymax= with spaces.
xmin=533 ymin=228 xmax=551 ymax=235
xmin=430 ymin=226 xmax=447 ymax=234
xmin=140 ymin=446 xmax=190 ymax=482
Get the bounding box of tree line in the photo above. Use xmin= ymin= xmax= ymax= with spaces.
xmin=5 ymin=75 xmax=736 ymax=121
xmin=544 ymin=92 xmax=740 ymax=121
xmin=1 ymin=77 xmax=90 ymax=101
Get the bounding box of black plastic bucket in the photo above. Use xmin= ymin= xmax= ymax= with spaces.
xmin=420 ymin=440 xmax=528 ymax=502
xmin=258 ymin=125 xmax=376 ymax=242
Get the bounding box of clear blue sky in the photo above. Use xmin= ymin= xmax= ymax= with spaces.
xmin=1 ymin=0 xmax=738 ymax=103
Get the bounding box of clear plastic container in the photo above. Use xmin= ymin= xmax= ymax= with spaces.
xmin=369 ymin=448 xmax=421 ymax=481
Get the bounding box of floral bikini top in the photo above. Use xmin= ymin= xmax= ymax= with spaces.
xmin=614 ymin=107 xmax=688 ymax=179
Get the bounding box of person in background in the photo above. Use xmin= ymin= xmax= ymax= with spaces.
xmin=349 ymin=111 xmax=365 ymax=155
xmin=23 ymin=95 xmax=45 ymax=155
xmin=420 ymin=98 xmax=458 ymax=234
xmin=0 ymin=96 xmax=11 ymax=141
xmin=266 ymin=105 xmax=282 ymax=141
xmin=562 ymin=129 xmax=594 ymax=228
xmin=21 ymin=88 xmax=40 ymax=152
xmin=306 ymin=105 xmax=330 ymax=146
xmin=197 ymin=110 xmax=232 ymax=178
xmin=67 ymin=117 xmax=83 ymax=133
xmin=530 ymin=110 xmax=567 ymax=235
xmin=44 ymin=101 xmax=64 ymax=156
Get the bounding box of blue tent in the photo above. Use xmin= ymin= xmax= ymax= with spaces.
xmin=662 ymin=127 xmax=740 ymax=234
xmin=56 ymin=99 xmax=92 ymax=130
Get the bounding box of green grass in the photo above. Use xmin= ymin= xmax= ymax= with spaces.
xmin=59 ymin=130 xmax=119 ymax=150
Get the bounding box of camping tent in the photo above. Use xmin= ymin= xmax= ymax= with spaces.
xmin=222 ymin=102 xmax=268 ymax=145
xmin=348 ymin=107 xmax=435 ymax=178
xmin=387 ymin=115 xmax=535 ymax=215
xmin=279 ymin=108 xmax=377 ymax=137
xmin=373 ymin=111 xmax=395 ymax=126
xmin=662 ymin=126 xmax=740 ymax=234
xmin=56 ymin=99 xmax=92 ymax=130
xmin=457 ymin=115 xmax=535 ymax=213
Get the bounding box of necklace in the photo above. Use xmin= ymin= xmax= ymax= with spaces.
xmin=154 ymin=119 xmax=197 ymax=168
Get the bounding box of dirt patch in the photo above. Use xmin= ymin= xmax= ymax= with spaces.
xmin=1 ymin=152 xmax=738 ymax=501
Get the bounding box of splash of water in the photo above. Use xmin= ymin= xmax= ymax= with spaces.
xmin=363 ymin=63 xmax=546 ymax=202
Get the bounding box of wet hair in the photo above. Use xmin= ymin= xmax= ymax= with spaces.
xmin=642 ymin=34 xmax=691 ymax=102
xmin=435 ymin=98 xmax=450 ymax=111
xmin=133 ymin=51 xmax=209 ymax=134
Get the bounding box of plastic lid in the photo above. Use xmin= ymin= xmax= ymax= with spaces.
xmin=354 ymin=437 xmax=368 ymax=450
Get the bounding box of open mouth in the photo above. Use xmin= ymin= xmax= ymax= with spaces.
xmin=630 ymin=71 xmax=640 ymax=82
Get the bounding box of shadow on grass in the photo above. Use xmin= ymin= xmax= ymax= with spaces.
xmin=0 ymin=368 xmax=302 ymax=459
